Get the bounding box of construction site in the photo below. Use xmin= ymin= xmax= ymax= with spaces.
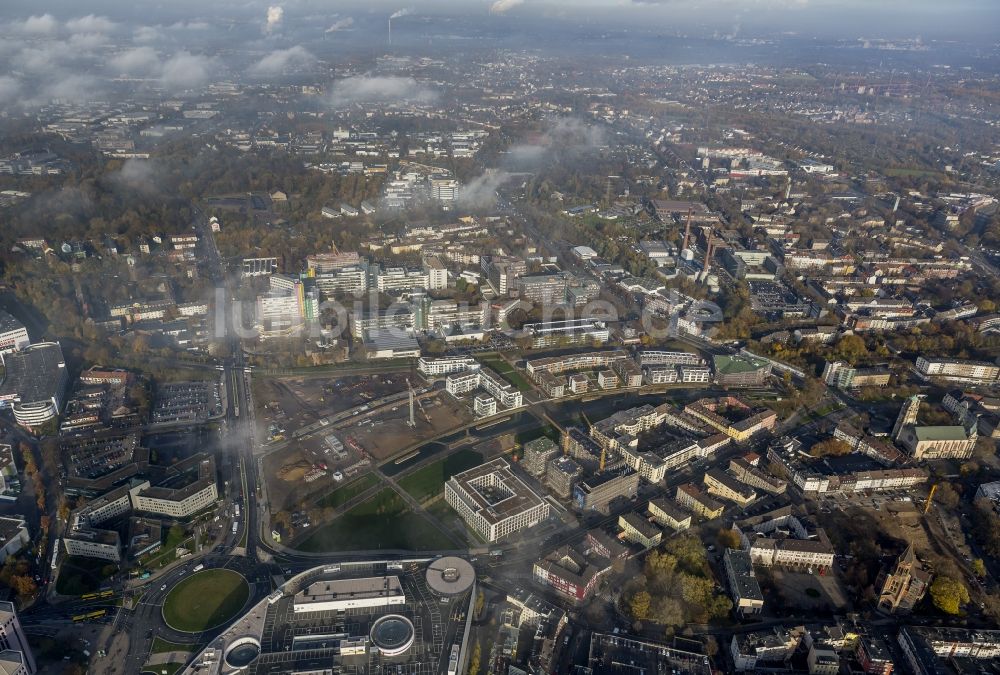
xmin=256 ymin=370 xmax=476 ymax=541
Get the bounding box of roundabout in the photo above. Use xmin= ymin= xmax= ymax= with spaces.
xmin=162 ymin=568 xmax=251 ymax=633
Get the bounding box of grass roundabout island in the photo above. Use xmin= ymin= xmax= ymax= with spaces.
xmin=162 ymin=569 xmax=250 ymax=633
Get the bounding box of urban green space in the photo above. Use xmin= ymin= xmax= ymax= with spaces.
xmin=477 ymin=354 xmax=533 ymax=392
xmin=427 ymin=499 xmax=483 ymax=543
xmin=139 ymin=525 xmax=192 ymax=570
xmin=141 ymin=663 xmax=186 ymax=675
xmin=161 ymin=569 xmax=250 ymax=633
xmin=295 ymin=488 xmax=456 ymax=552
xmin=316 ymin=473 xmax=379 ymax=508
xmin=398 ymin=449 xmax=483 ymax=502
xmin=150 ymin=638 xmax=200 ymax=654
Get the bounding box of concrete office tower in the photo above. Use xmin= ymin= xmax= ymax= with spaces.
xmin=0 ymin=601 xmax=36 ymax=674
xmin=892 ymin=395 xmax=921 ymax=441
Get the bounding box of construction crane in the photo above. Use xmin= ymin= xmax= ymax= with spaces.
xmin=406 ymin=379 xmax=416 ymax=428
xmin=924 ymin=483 xmax=938 ymax=514
xmin=406 ymin=379 xmax=431 ymax=427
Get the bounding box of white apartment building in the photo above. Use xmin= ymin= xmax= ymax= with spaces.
xmin=256 ymin=290 xmax=305 ymax=337
xmin=644 ymin=366 xmax=678 ymax=385
xmin=64 ymin=529 xmax=121 ymax=562
xmin=133 ymin=479 xmax=219 ymax=518
xmin=350 ymin=310 xmax=415 ymax=339
xmin=680 ymin=366 xmax=712 ymax=383
xmin=430 ymin=177 xmax=459 ymax=203
xmin=314 ymin=266 xmax=368 ymax=295
xmin=638 ymin=351 xmax=705 ymax=366
xmin=474 ymin=395 xmax=497 ymax=418
xmin=915 ymin=356 xmax=1000 ymax=384
xmin=424 ymin=257 xmax=449 ymax=290
xmin=446 ymin=369 xmax=523 ymax=409
xmin=417 ymin=357 xmax=480 ymax=377
xmin=0 ymin=312 xmax=29 ymax=355
xmin=377 ymin=267 xmax=428 ymax=292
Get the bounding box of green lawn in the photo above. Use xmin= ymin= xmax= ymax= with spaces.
xmin=295 ymin=489 xmax=456 ymax=552
xmin=427 ymin=499 xmax=483 ymax=543
xmin=162 ymin=569 xmax=249 ymax=633
xmin=398 ymin=450 xmax=483 ymax=502
xmin=150 ymin=638 xmax=200 ymax=654
xmin=56 ymin=557 xmax=118 ymax=596
xmin=477 ymin=355 xmax=534 ymax=392
xmin=142 ymin=663 xmax=186 ymax=675
xmin=139 ymin=526 xmax=191 ymax=570
xmin=316 ymin=474 xmax=379 ymax=509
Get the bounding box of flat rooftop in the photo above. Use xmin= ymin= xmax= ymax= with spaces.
xmin=447 ymin=458 xmax=547 ymax=526
xmin=137 ymin=454 xmax=216 ymax=502
xmin=0 ymin=342 xmax=65 ymax=404
xmin=0 ymin=517 xmax=26 ymax=541
xmin=296 ymin=576 xmax=404 ymax=606
xmin=726 ymin=549 xmax=763 ymax=602
xmin=0 ymin=310 xmax=25 ymax=334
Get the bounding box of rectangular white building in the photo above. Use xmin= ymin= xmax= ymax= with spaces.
xmin=293 ymin=576 xmax=405 ymax=613
xmin=445 ymin=458 xmax=550 ymax=542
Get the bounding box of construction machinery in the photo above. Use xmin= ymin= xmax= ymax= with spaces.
xmin=924 ymin=483 xmax=938 ymax=514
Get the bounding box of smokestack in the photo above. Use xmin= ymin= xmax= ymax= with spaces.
xmin=681 ymin=208 xmax=692 ymax=252
xmin=703 ymin=237 xmax=714 ymax=275
xmin=388 ymin=17 xmax=392 ymax=46
xmin=893 ymin=194 xmax=900 ymax=213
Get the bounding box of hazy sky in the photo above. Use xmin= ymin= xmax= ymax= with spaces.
xmin=1 ymin=0 xmax=998 ymax=40
xmin=1 ymin=0 xmax=996 ymax=109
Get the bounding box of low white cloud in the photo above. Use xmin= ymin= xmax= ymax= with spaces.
xmin=490 ymin=0 xmax=526 ymax=14
xmin=133 ymin=26 xmax=161 ymax=43
xmin=110 ymin=47 xmax=161 ymax=75
xmin=0 ymin=76 xmax=22 ymax=101
xmin=325 ymin=17 xmax=354 ymax=33
xmin=169 ymin=20 xmax=210 ymax=31
xmin=109 ymin=159 xmax=160 ymax=193
xmin=67 ymin=32 xmax=110 ymax=52
xmin=66 ymin=14 xmax=117 ymax=34
xmin=249 ymin=46 xmax=314 ymax=76
xmin=38 ymin=75 xmax=101 ymax=104
xmin=504 ymin=116 xmax=606 ymax=168
xmin=328 ymin=75 xmax=435 ymax=106
xmin=11 ymin=14 xmax=59 ymax=35
xmin=160 ymin=51 xmax=214 ymax=90
xmin=457 ymin=170 xmax=513 ymax=208
xmin=14 ymin=43 xmax=81 ymax=76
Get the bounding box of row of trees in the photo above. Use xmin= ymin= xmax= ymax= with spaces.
xmin=0 ymin=558 xmax=37 ymax=603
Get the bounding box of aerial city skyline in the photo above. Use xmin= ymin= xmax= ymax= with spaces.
xmin=0 ymin=1 xmax=999 ymax=674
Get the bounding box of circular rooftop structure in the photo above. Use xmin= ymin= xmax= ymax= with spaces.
xmin=224 ymin=637 xmax=261 ymax=670
xmin=370 ymin=615 xmax=415 ymax=657
xmin=425 ymin=556 xmax=475 ymax=596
